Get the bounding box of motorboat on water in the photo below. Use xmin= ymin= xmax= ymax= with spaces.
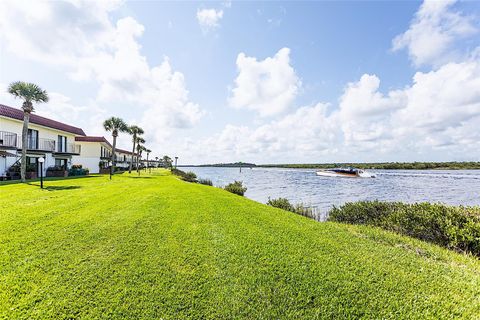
xmin=316 ymin=167 xmax=375 ymax=178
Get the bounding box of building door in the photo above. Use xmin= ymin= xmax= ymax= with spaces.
xmin=26 ymin=156 xmax=39 ymax=176
xmin=55 ymin=158 xmax=67 ymax=170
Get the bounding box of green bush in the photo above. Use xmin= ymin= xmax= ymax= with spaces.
xmin=171 ymin=168 xmax=197 ymax=183
xmin=267 ymin=197 xmax=295 ymax=212
xmin=328 ymin=201 xmax=480 ymax=256
xmin=171 ymin=168 xmax=186 ymax=177
xmin=267 ymin=197 xmax=317 ymax=220
xmin=224 ymin=181 xmax=247 ymax=196
xmin=198 ymin=178 xmax=213 ymax=186
xmin=181 ymin=171 xmax=197 ymax=183
xmin=68 ymin=167 xmax=89 ymax=176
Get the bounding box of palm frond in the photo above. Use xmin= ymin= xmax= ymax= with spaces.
xmin=7 ymin=81 xmax=49 ymax=104
xmin=129 ymin=125 xmax=144 ymax=136
xmin=104 ymin=117 xmax=128 ymax=133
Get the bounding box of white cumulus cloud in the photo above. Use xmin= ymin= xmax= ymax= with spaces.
xmin=392 ymin=0 xmax=477 ymax=67
xmin=192 ymin=103 xmax=340 ymax=163
xmin=196 ymin=8 xmax=224 ymax=33
xmin=0 ymin=0 xmax=204 ymax=151
xmin=229 ymin=48 xmax=301 ymax=117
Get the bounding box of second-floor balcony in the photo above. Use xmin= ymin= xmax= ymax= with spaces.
xmin=0 ymin=131 xmax=17 ymax=149
xmin=55 ymin=143 xmax=81 ymax=154
xmin=19 ymin=137 xmax=56 ymax=152
xmin=16 ymin=138 xmax=80 ymax=154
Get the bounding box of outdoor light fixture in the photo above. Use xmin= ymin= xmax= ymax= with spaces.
xmin=38 ymin=157 xmax=45 ymax=189
xmin=175 ymin=156 xmax=178 ymax=169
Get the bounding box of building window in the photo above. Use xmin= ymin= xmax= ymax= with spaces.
xmin=27 ymin=129 xmax=38 ymax=149
xmin=58 ymin=135 xmax=67 ymax=152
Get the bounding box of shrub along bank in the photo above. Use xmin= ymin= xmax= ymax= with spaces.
xmin=267 ymin=197 xmax=318 ymax=220
xmin=328 ymin=201 xmax=480 ymax=256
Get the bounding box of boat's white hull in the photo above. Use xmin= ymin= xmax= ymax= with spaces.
xmin=316 ymin=170 xmax=357 ymax=178
xmin=316 ymin=170 xmax=376 ymax=178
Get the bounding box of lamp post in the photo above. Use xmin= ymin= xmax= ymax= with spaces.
xmin=108 ymin=161 xmax=113 ymax=180
xmin=38 ymin=157 xmax=45 ymax=189
xmin=174 ymin=156 xmax=178 ymax=169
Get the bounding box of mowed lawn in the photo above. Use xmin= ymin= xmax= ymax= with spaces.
xmin=1 ymin=171 xmax=480 ymax=319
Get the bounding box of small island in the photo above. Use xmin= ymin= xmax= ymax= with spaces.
xmin=185 ymin=161 xmax=257 ymax=168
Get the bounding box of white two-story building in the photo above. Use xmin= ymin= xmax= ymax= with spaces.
xmin=0 ymin=104 xmax=84 ymax=178
xmin=73 ymin=136 xmax=113 ymax=174
xmin=72 ymin=137 xmax=137 ymax=173
xmin=1 ymin=103 xmax=141 ymax=178
xmin=115 ymin=148 xmax=136 ymax=170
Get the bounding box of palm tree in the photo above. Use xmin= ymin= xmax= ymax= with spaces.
xmin=7 ymin=81 xmax=49 ymax=182
xmin=135 ymin=137 xmax=145 ymax=171
xmin=145 ymin=149 xmax=151 ymax=172
xmin=128 ymin=125 xmax=144 ymax=173
xmin=136 ymin=143 xmax=146 ymax=174
xmin=162 ymin=155 xmax=173 ymax=169
xmin=103 ymin=117 xmax=129 ymax=178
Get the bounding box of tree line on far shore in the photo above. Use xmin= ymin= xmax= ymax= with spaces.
xmin=259 ymin=162 xmax=480 ymax=170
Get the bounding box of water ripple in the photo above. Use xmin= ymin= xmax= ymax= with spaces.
xmin=183 ymin=167 xmax=480 ymax=213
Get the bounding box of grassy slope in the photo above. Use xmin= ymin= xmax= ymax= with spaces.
xmin=1 ymin=171 xmax=479 ymax=319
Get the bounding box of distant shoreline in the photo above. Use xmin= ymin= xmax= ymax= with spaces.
xmin=180 ymin=161 xmax=480 ymax=170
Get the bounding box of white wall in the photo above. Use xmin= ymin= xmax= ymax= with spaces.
xmin=72 ymin=141 xmax=111 ymax=174
xmin=0 ymin=155 xmax=16 ymax=176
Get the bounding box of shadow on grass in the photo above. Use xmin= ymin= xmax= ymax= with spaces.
xmin=24 ymin=183 xmax=82 ymax=191
xmin=128 ymin=176 xmax=153 ymax=179
xmin=0 ymin=175 xmax=102 ymax=187
xmin=0 ymin=175 xmax=101 ymax=187
xmin=44 ymin=185 xmax=82 ymax=191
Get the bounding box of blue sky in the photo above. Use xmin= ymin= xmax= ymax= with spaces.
xmin=1 ymin=0 xmax=480 ymax=164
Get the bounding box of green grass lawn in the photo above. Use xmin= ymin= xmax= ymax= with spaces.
xmin=1 ymin=170 xmax=480 ymax=319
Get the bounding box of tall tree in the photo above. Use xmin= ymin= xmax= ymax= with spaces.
xmin=103 ymin=117 xmax=129 ymax=178
xmin=7 ymin=81 xmax=49 ymax=182
xmin=136 ymin=143 xmax=146 ymax=174
xmin=145 ymin=149 xmax=151 ymax=172
xmin=135 ymin=137 xmax=145 ymax=171
xmin=162 ymin=155 xmax=173 ymax=169
xmin=128 ymin=125 xmax=144 ymax=174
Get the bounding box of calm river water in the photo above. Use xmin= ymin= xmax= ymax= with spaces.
xmin=183 ymin=167 xmax=480 ymax=218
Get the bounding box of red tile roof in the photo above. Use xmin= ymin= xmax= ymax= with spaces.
xmin=0 ymin=104 xmax=86 ymax=136
xmin=75 ymin=136 xmax=112 ymax=148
